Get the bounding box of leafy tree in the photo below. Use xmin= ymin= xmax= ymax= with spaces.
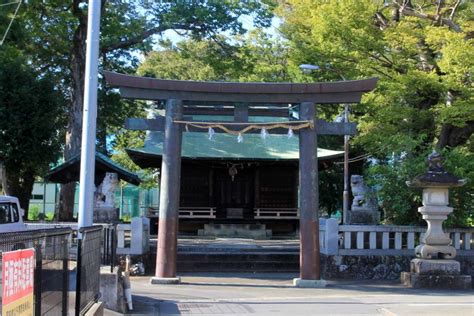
xmin=137 ymin=30 xmax=291 ymax=82
xmin=278 ymin=0 xmax=473 ymax=226
xmin=0 ymin=50 xmax=63 ymax=217
xmin=3 ymin=0 xmax=274 ymax=220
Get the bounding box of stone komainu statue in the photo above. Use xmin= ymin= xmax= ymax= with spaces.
xmin=350 ymin=175 xmax=377 ymax=211
xmin=95 ymin=172 xmax=119 ymax=208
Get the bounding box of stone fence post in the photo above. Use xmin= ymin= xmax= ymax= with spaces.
xmin=131 ymin=216 xmax=150 ymax=255
xmin=320 ymin=218 xmax=339 ymax=255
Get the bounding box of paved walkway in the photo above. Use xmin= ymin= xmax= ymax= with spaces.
xmin=104 ymin=273 xmax=473 ymax=316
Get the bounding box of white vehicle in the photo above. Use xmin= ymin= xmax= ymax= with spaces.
xmin=0 ymin=196 xmax=26 ymax=232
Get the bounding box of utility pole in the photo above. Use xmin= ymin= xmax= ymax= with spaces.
xmin=343 ymin=104 xmax=350 ymax=222
xmin=77 ymin=0 xmax=102 ymax=230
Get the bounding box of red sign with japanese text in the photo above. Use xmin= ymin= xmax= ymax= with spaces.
xmin=1 ymin=248 xmax=35 ymax=316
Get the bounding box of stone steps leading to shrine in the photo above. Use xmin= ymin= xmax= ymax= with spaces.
xmin=147 ymin=238 xmax=300 ymax=273
xmin=177 ymin=251 xmax=299 ymax=272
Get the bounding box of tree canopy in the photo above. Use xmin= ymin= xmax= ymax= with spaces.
xmin=0 ymin=49 xmax=63 ymax=215
xmin=277 ymin=0 xmax=473 ymax=226
xmin=1 ymin=0 xmax=471 ymax=226
xmin=1 ymin=0 xmax=275 ymax=219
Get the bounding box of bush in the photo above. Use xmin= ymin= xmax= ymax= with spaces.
xmin=28 ymin=205 xmax=40 ymax=221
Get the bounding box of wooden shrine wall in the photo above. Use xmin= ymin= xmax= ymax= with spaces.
xmin=179 ymin=162 xmax=298 ymax=212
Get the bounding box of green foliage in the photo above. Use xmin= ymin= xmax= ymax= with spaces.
xmin=366 ymin=146 xmax=474 ymax=228
xmin=0 ymin=51 xmax=64 ymax=213
xmin=442 ymin=147 xmax=474 ymax=227
xmin=2 ymin=0 xmax=275 ymax=218
xmin=28 ymin=205 xmax=40 ymax=221
xmin=138 ymin=30 xmax=291 ymax=82
xmin=278 ymin=0 xmax=473 ymax=226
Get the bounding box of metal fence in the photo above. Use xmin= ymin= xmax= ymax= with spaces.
xmin=26 ymin=222 xmax=116 ymax=269
xmin=75 ymin=226 xmax=102 ymax=316
xmin=0 ymin=228 xmax=71 ymax=316
xmin=102 ymin=224 xmax=116 ymax=270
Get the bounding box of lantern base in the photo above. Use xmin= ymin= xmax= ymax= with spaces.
xmin=401 ymin=259 xmax=471 ymax=290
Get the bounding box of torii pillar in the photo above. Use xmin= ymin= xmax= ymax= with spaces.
xmin=151 ymin=99 xmax=183 ymax=284
xmin=293 ymin=102 xmax=325 ymax=288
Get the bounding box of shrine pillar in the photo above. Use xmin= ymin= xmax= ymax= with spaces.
xmin=294 ymin=102 xmax=326 ymax=288
xmin=151 ymin=99 xmax=183 ymax=284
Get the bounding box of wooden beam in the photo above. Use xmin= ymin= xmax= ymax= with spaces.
xmin=119 ymin=87 xmax=364 ymax=104
xmin=315 ymin=120 xmax=357 ymax=135
xmin=183 ymin=107 xmax=289 ymax=117
xmin=105 ymin=71 xmax=378 ymax=95
xmin=125 ymin=117 xmax=357 ymax=135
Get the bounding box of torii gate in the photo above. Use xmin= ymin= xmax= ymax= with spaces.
xmin=104 ymin=71 xmax=377 ymax=287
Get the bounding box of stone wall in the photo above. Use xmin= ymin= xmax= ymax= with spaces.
xmin=321 ymin=254 xmax=474 ymax=281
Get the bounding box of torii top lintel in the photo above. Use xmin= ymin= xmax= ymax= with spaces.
xmin=104 ymin=71 xmax=378 ymax=104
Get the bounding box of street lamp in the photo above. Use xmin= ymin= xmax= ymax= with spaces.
xmin=299 ymin=64 xmax=350 ymax=223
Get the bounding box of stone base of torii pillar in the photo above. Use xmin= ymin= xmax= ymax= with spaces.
xmin=401 ymin=151 xmax=471 ymax=290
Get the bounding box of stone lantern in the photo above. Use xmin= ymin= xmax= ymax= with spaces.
xmin=401 ymin=151 xmax=471 ymax=289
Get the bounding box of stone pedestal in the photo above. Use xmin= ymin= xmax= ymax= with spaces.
xmin=100 ymin=266 xmax=127 ymax=313
xmin=401 ymin=259 xmax=471 ymax=290
xmin=346 ymin=175 xmax=379 ymax=225
xmin=346 ymin=207 xmax=380 ymax=225
xmin=150 ymin=277 xmax=181 ymax=284
xmin=293 ymin=278 xmax=327 ymax=288
xmin=93 ymin=207 xmax=119 ymax=223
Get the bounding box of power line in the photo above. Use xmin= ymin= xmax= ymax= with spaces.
xmin=334 ymin=144 xmax=389 ymax=164
xmin=0 ymin=0 xmax=22 ymax=46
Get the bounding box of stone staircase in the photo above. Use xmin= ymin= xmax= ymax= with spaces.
xmin=148 ymin=238 xmax=300 ymax=273
xmin=197 ymin=223 xmax=272 ymax=239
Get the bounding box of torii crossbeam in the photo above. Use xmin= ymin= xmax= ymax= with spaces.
xmin=104 ymin=71 xmax=378 ymax=287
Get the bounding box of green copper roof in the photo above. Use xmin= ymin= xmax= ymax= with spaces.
xmin=44 ymin=152 xmax=141 ymax=185
xmin=128 ymin=131 xmax=343 ymax=161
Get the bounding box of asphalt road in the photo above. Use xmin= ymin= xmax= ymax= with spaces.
xmin=103 ymin=273 xmax=474 ymax=316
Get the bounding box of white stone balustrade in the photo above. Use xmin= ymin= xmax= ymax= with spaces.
xmin=318 ymin=220 xmax=473 ymax=256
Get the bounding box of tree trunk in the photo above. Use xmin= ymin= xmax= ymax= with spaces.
xmin=0 ymin=162 xmax=5 ymax=195
xmin=437 ymin=121 xmax=474 ymax=149
xmin=2 ymin=169 xmax=35 ymax=220
xmin=58 ymin=10 xmax=87 ymax=221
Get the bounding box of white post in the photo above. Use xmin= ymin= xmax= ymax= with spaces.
xmin=77 ymin=0 xmax=102 ymax=230
xmin=325 ymin=218 xmax=339 ymax=255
